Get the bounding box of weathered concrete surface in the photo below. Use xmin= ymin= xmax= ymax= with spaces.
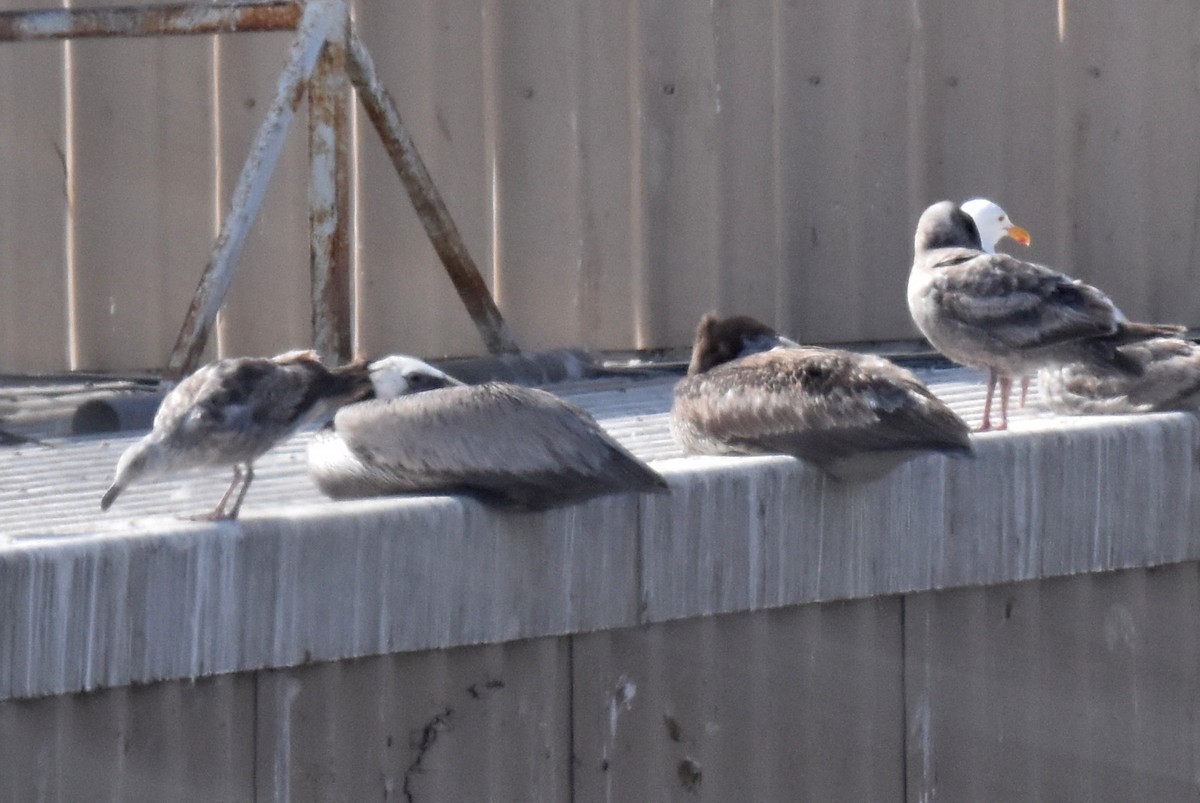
xmin=1 ymin=368 xmax=1199 ymax=702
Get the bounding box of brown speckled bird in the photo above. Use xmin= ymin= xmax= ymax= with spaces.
xmin=670 ymin=313 xmax=971 ymax=481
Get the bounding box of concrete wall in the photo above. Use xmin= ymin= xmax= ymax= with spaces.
xmin=1 ymin=0 xmax=1199 ymax=370
xmin=4 ymin=566 xmax=1199 ymax=801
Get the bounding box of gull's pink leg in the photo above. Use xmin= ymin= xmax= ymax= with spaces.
xmin=976 ymin=369 xmax=998 ymax=432
xmin=1019 ymin=376 xmax=1030 ymax=408
xmin=996 ymin=376 xmax=1012 ymax=431
xmin=191 ymin=465 xmax=244 ymax=521
xmin=225 ymin=464 xmax=255 ymax=520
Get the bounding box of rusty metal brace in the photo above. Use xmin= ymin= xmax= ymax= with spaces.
xmin=163 ymin=0 xmax=519 ymax=378
xmin=0 ymin=0 xmax=518 ymax=377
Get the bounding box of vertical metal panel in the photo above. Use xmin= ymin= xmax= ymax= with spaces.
xmin=213 ymin=29 xmax=311 ymax=358
xmin=572 ymin=600 xmax=905 ymax=801
xmin=485 ymin=0 xmax=586 ymax=350
xmin=632 ymin=0 xmax=720 ymax=349
xmin=255 ymin=638 xmax=571 ymax=801
xmin=0 ymin=27 xmax=66 ymax=372
xmin=352 ymin=0 xmax=493 ymax=359
xmin=711 ymin=1 xmax=780 ymax=326
xmin=573 ymin=1 xmax=637 ymax=349
xmin=0 ymin=673 xmax=254 ymax=802
xmin=68 ymin=15 xmax=215 ymax=371
xmin=906 ymin=566 xmax=1200 ymax=801
xmin=778 ymin=0 xmax=924 ymax=344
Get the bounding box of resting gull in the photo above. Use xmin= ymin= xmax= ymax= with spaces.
xmin=670 ymin=313 xmax=972 ymax=481
xmin=1038 ymin=336 xmax=1200 ymax=414
xmin=307 ymin=355 xmax=669 ymax=510
xmin=908 ymin=200 xmax=1182 ymax=431
xmin=101 ymin=350 xmax=372 ymax=519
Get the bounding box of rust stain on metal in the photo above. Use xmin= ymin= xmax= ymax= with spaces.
xmin=167 ymin=0 xmax=334 ymax=380
xmin=346 ymin=30 xmax=520 ymax=356
xmin=308 ymin=11 xmax=352 ymax=365
xmin=0 ymin=2 xmax=299 ymax=43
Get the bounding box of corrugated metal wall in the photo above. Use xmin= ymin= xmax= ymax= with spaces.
xmin=2 ymin=0 xmax=1199 ymax=372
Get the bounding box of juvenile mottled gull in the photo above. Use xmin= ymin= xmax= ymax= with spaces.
xmin=1038 ymin=336 xmax=1200 ymax=414
xmin=307 ymin=355 xmax=668 ymax=510
xmin=670 ymin=313 xmax=971 ymax=481
xmin=101 ymin=350 xmax=372 ymax=519
xmin=908 ymin=200 xmax=1182 ymax=430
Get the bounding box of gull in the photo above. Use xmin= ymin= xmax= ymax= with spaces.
xmin=1038 ymin=336 xmax=1200 ymax=414
xmin=908 ymin=200 xmax=1182 ymax=430
xmin=101 ymin=350 xmax=371 ymax=519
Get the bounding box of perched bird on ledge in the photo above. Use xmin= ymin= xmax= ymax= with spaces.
xmin=908 ymin=200 xmax=1183 ymax=431
xmin=101 ymin=350 xmax=372 ymax=520
xmin=1039 ymin=335 xmax=1200 ymax=415
xmin=670 ymin=313 xmax=971 ymax=481
xmin=307 ymin=355 xmax=668 ymax=510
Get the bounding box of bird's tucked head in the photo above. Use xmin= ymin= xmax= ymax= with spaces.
xmin=914 ymin=200 xmax=984 ymax=253
xmin=100 ymin=437 xmax=169 ymax=511
xmin=688 ymin=313 xmax=798 ymax=375
xmin=961 ymin=198 xmax=1031 ymax=254
xmin=367 ymin=355 xmax=464 ymax=399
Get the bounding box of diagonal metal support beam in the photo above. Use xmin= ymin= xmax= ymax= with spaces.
xmin=346 ymin=28 xmax=519 ymax=356
xmin=0 ymin=1 xmax=299 ymax=42
xmin=166 ymin=1 xmax=517 ymax=379
xmin=165 ymin=0 xmax=336 ymax=380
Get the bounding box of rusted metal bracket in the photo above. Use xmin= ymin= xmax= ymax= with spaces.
xmin=345 ymin=30 xmax=519 ymax=357
xmin=164 ymin=0 xmax=335 ymax=379
xmin=161 ymin=0 xmax=518 ymax=377
xmin=0 ymin=0 xmax=518 ymax=375
xmin=0 ymin=1 xmax=299 ymax=42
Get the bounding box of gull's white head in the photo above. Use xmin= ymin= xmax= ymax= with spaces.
xmin=961 ymin=198 xmax=1032 ymax=254
xmin=100 ymin=436 xmax=171 ymax=511
xmin=367 ymin=355 xmax=464 ymax=399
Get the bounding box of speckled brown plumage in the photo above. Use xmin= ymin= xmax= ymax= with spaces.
xmin=101 ymin=350 xmax=371 ymax=519
xmin=1039 ymin=337 xmax=1200 ymax=414
xmin=671 ymin=315 xmax=971 ymax=481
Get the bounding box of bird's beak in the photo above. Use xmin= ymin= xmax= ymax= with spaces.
xmin=100 ymin=483 xmax=123 ymax=511
xmin=1005 ymin=224 xmax=1031 ymax=247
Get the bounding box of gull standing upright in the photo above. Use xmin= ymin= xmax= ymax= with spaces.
xmin=670 ymin=313 xmax=972 ymax=481
xmin=101 ymin=350 xmax=372 ymax=519
xmin=907 ymin=200 xmax=1182 ymax=430
xmin=961 ymin=198 xmax=1034 ymax=405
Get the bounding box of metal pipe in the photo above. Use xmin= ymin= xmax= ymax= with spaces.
xmin=166 ymin=0 xmax=336 ymax=380
xmin=0 ymin=1 xmax=299 ymax=42
xmin=346 ymin=29 xmax=520 ymax=356
xmin=307 ymin=2 xmax=352 ymax=364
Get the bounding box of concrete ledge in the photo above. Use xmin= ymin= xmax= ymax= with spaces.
xmin=2 ymin=370 xmax=1199 ymax=702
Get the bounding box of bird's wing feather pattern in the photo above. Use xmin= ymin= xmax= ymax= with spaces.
xmin=331 ymin=383 xmax=664 ymax=507
xmin=930 ymin=252 xmax=1120 ymax=349
xmin=672 ymin=349 xmax=970 ymax=462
